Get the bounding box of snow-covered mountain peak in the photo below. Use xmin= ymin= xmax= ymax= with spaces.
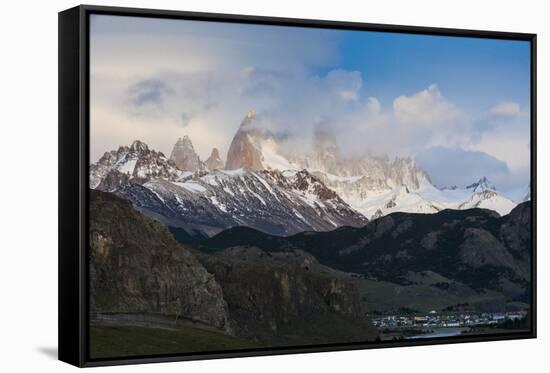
xmin=90 ymin=140 xmax=185 ymax=189
xmin=130 ymin=139 xmax=150 ymax=152
xmin=457 ymin=189 xmax=515 ymax=216
xmin=466 ymin=176 xmax=496 ymax=193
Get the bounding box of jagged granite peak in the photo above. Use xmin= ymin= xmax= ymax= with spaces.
xmin=205 ymin=147 xmax=224 ymax=170
xmin=466 ymin=176 xmax=496 ymax=193
xmin=225 ymin=110 xmax=265 ymax=170
xmin=90 ymin=140 xmax=183 ymax=189
xmin=170 ymin=135 xmax=203 ymax=172
xmin=300 ymin=130 xmax=431 ymax=191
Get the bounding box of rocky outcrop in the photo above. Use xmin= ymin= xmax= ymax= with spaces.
xmin=499 ymin=201 xmax=531 ymax=278
xmin=169 ymin=136 xmax=203 ymax=171
xmin=89 ymin=190 xmax=232 ymax=333
xmin=459 ymin=228 xmax=516 ymax=270
xmin=196 ymin=249 xmax=377 ymax=344
xmin=500 ymin=201 xmax=531 ymax=248
xmin=205 ymin=148 xmax=224 ymax=170
xmin=97 ymin=169 xmax=133 ymax=192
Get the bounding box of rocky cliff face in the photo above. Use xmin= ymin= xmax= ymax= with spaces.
xmin=169 ymin=136 xmax=203 ymax=172
xmin=205 ymin=148 xmax=224 ymax=170
xmin=89 ymin=190 xmax=232 ymax=333
xmin=196 ymin=248 xmax=377 ymax=344
xmin=499 ymin=201 xmax=531 ymax=278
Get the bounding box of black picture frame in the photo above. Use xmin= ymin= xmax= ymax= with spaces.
xmin=59 ymin=4 xmax=537 ymax=367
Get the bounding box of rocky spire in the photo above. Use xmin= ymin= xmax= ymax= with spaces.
xmin=205 ymin=148 xmax=224 ymax=170
xmin=225 ymin=110 xmax=264 ymax=170
xmin=169 ymin=135 xmax=203 ymax=172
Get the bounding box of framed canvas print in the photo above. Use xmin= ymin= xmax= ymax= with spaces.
xmin=58 ymin=5 xmax=537 ymax=367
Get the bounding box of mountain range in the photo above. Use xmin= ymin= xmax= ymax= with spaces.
xmin=201 ymin=201 xmax=532 ymax=312
xmin=90 ymin=110 xmax=526 ymax=237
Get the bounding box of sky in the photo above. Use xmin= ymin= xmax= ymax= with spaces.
xmin=89 ymin=14 xmax=531 ymax=194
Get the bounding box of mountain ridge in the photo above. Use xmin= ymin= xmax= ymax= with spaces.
xmin=107 ymin=167 xmax=368 ymax=237
xmin=198 ymin=201 xmax=532 ymax=311
xmin=90 ymin=110 xmax=522 ymax=235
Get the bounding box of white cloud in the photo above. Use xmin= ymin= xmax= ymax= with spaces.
xmin=393 ymin=84 xmax=463 ymax=128
xmin=366 ymin=97 xmax=382 ymax=114
xmin=466 ymin=127 xmax=530 ymax=172
xmin=465 ymin=100 xmax=530 ymax=173
xmin=325 ymin=69 xmax=362 ymax=101
xmin=489 ymin=101 xmax=521 ymax=117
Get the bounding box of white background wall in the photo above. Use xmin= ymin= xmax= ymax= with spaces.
xmin=0 ymin=0 xmax=547 ymax=371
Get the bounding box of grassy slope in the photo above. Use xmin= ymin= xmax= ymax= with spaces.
xmin=268 ymin=314 xmax=378 ymax=347
xmin=90 ymin=324 xmax=258 ymax=359
xmin=90 ymin=315 xmax=376 ymax=359
xmin=356 ymin=278 xmax=506 ymax=314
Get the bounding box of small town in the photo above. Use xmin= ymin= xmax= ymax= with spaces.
xmin=371 ymin=310 xmax=528 ymax=330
